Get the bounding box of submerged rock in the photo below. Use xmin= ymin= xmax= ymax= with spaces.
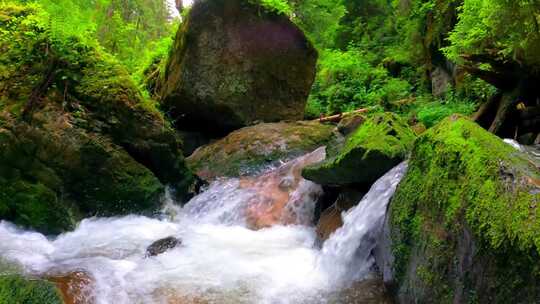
xmin=0 ymin=275 xmax=63 ymax=304
xmin=161 ymin=0 xmax=318 ymax=135
xmin=302 ymin=113 xmax=416 ymax=186
xmin=316 ymin=190 xmax=364 ymax=241
xmin=186 ymin=121 xmax=340 ymax=181
xmin=242 ymin=147 xmax=326 ymax=229
xmin=146 ymin=236 xmax=182 ymax=257
xmin=48 ymin=271 xmax=94 ymax=304
xmin=382 ymin=115 xmax=540 ymax=303
xmin=327 ymin=279 xmax=393 ymax=304
xmin=0 ymin=5 xmax=192 ymax=234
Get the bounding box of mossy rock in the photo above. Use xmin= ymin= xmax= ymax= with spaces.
xmin=387 ymin=115 xmax=540 ymax=303
xmin=0 ymin=275 xmax=63 ymax=304
xmin=0 ymin=5 xmax=193 ymax=233
xmin=302 ymin=113 xmax=416 ymax=186
xmin=186 ymin=121 xmax=340 ymax=180
xmin=0 ymin=178 xmax=73 ymax=235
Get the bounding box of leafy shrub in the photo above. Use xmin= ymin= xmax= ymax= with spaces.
xmin=248 ymin=0 xmax=292 ymax=15
xmin=306 ymin=47 xmax=412 ymax=117
xmin=411 ymin=91 xmax=478 ymax=127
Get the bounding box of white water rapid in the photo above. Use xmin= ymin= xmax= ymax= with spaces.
xmin=0 ymin=150 xmax=407 ymax=304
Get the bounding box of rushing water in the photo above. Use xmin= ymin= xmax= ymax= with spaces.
xmin=0 ymin=149 xmax=407 ymax=304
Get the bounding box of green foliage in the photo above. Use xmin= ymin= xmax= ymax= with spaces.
xmin=444 ymin=0 xmax=540 ymax=67
xmin=410 ymin=91 xmax=478 ymax=127
xmin=11 ymin=0 xmax=176 ymax=73
xmin=307 ymin=48 xmax=412 ymax=117
xmin=290 ymin=0 xmax=346 ymax=49
xmin=0 ymin=275 xmax=63 ymax=304
xmin=249 ymin=0 xmax=292 ymax=15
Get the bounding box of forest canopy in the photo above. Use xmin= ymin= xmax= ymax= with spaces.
xmin=3 ymin=0 xmax=538 ymax=135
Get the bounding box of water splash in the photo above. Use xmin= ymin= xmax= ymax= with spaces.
xmin=318 ymin=162 xmax=408 ymax=287
xmin=0 ymin=150 xmax=407 ymax=304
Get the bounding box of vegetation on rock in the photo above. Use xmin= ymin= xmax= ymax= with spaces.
xmin=388 ymin=116 xmax=540 ymax=303
xmin=186 ymin=121 xmax=340 ymax=181
xmin=0 ymin=3 xmax=192 ymax=233
xmin=302 ymin=113 xmax=416 ymax=186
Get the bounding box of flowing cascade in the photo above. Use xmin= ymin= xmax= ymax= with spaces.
xmin=318 ymin=162 xmax=409 ymax=286
xmin=0 ymin=149 xmax=406 ymax=303
xmin=0 ymin=149 xmax=328 ymax=304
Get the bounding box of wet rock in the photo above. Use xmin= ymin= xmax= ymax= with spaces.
xmin=431 ymin=66 xmax=453 ymax=97
xmin=242 ymin=147 xmax=326 ymax=229
xmin=48 ymin=271 xmax=94 ymax=304
xmin=161 ymin=0 xmax=318 ymax=135
xmin=327 ymin=278 xmax=393 ymax=304
xmin=316 ymin=189 xmax=364 ymax=241
xmin=187 ymin=121 xmax=341 ymax=181
xmin=410 ymin=122 xmax=427 ymax=135
xmin=384 ymin=115 xmax=540 ymax=303
xmin=146 ymin=236 xmax=182 ymax=257
xmin=178 ymin=130 xmax=212 ymax=156
xmin=518 ymin=132 xmax=536 ymax=145
xmin=302 ymin=113 xmax=416 ymax=186
xmin=337 ymin=114 xmax=366 ymax=135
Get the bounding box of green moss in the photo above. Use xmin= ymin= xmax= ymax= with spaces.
xmin=187 ymin=121 xmax=337 ymax=180
xmin=0 ymin=275 xmax=63 ymax=304
xmin=0 ymin=178 xmax=73 ymax=234
xmin=302 ymin=112 xmax=416 ymax=185
xmin=390 ymin=115 xmax=540 ymax=303
xmin=67 ymin=139 xmax=164 ymax=216
xmin=0 ymin=4 xmax=193 ymax=230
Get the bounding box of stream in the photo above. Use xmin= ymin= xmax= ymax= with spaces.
xmin=0 ymin=149 xmax=407 ymax=304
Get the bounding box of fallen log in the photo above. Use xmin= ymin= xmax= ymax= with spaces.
xmin=316 ymin=108 xmax=370 ymax=123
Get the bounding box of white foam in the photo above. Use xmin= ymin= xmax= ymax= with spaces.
xmin=0 ymin=153 xmax=407 ymax=303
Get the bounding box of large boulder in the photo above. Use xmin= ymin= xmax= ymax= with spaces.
xmin=186 ymin=121 xmax=341 ymax=181
xmin=161 ymin=0 xmax=318 ymax=135
xmin=380 ymin=116 xmax=540 ymax=303
xmin=302 ymin=113 xmax=416 ymax=186
xmin=0 ymin=5 xmax=192 ymax=234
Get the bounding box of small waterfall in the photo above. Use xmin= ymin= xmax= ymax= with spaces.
xmin=318 ymin=162 xmax=408 ymax=287
xmin=180 ymin=147 xmax=325 ymax=228
xmin=0 ymin=149 xmax=406 ymax=303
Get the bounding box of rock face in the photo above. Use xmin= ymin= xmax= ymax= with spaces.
xmin=242 ymin=147 xmax=326 ymax=229
xmin=146 ymin=236 xmax=182 ymax=257
xmin=380 ymin=116 xmax=540 ymax=303
xmin=302 ymin=113 xmax=416 ymax=186
xmin=316 ymin=189 xmax=363 ymax=241
xmin=187 ymin=121 xmax=340 ymax=181
xmin=337 ymin=113 xmax=366 ymax=136
xmin=161 ymin=0 xmax=318 ymax=135
xmin=0 ymin=6 xmax=192 ymax=234
xmin=48 ymin=271 xmax=94 ymax=304
xmin=0 ymin=275 xmax=63 ymax=304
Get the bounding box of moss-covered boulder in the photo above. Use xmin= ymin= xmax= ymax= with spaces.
xmin=0 ymin=4 xmax=192 ymax=233
xmin=302 ymin=113 xmax=416 ymax=186
xmin=0 ymin=275 xmax=64 ymax=304
xmin=385 ymin=116 xmax=540 ymax=303
xmin=161 ymin=0 xmax=318 ymax=135
xmin=186 ymin=121 xmax=340 ymax=181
